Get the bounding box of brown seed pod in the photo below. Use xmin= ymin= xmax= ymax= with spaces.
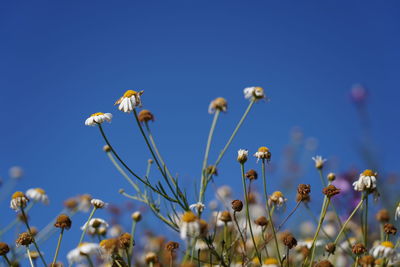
xmin=231 ymin=200 xmax=243 ymax=212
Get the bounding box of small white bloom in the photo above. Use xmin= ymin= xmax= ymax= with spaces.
xmin=9 ymin=166 xmax=23 ymax=179
xmin=26 ymin=188 xmax=49 ymax=205
xmin=370 ymin=241 xmax=397 ymax=261
xmin=243 ymin=86 xmax=266 ymax=100
xmin=115 ymin=90 xmax=144 ymax=113
xmin=312 ymin=155 xmax=327 ymax=169
xmin=67 ymin=243 xmax=99 ymax=264
xmin=395 ymin=203 xmax=400 ymax=221
xmin=269 ymin=191 xmax=287 ymax=207
xmin=85 ymin=112 xmax=112 ymax=126
xmin=91 ymin=198 xmax=107 ymax=209
xmin=237 ymin=149 xmax=248 ymax=163
xmin=80 ymin=218 xmax=109 ymax=235
xmin=254 ymin=146 xmax=271 ymax=162
xmin=10 ymin=192 xmax=29 ymax=211
xmin=180 ymin=212 xmax=200 ymax=240
xmin=194 ymin=239 xmax=209 ymax=251
xmin=208 ymin=97 xmax=227 ymax=114
xmin=189 ymin=202 xmax=205 ymax=213
xmin=297 ymin=238 xmax=323 ymax=249
xmin=352 ymin=169 xmax=377 ymax=192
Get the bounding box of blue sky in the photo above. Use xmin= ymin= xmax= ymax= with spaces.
xmin=1 ymin=0 xmax=399 ymax=264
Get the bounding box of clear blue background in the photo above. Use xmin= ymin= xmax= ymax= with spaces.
xmin=1 ymin=0 xmax=399 ymax=264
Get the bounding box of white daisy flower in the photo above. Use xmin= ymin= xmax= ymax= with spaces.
xmin=67 ymin=243 xmax=99 ymax=264
xmin=262 ymin=258 xmax=280 ymax=267
xmin=189 ymin=202 xmax=205 ymax=213
xmin=26 ymin=188 xmax=49 ymax=205
xmin=85 ymin=112 xmax=112 ymax=126
xmin=254 ymin=146 xmax=271 ymax=162
xmin=237 ymin=149 xmax=248 ymax=164
xmin=352 ymin=169 xmax=377 ymax=192
xmin=194 ymin=239 xmax=209 ymax=251
xmin=297 ymin=238 xmax=323 ymax=249
xmin=243 ymin=86 xmax=266 ymax=100
xmin=9 ymin=166 xmax=23 ymax=179
xmin=312 ymin=155 xmax=327 ymax=169
xmin=10 ymin=191 xmax=29 ymax=211
xmin=370 ymin=241 xmax=397 ymax=261
xmin=179 ymin=212 xmax=200 ymax=240
xmin=81 ymin=218 xmax=109 ymax=235
xmin=115 ymin=90 xmax=144 ymax=113
xmin=91 ymin=198 xmax=107 ymax=209
xmin=208 ymin=97 xmax=228 ymax=114
xmin=269 ymin=191 xmax=287 ymax=207
xmin=395 ymin=202 xmax=400 ymax=221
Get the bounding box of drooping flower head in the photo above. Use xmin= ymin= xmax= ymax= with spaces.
xmin=312 ymin=155 xmax=327 ymax=170
xmin=237 ymin=149 xmax=249 ymax=164
xmin=10 ymin=191 xmax=29 ymax=211
xmin=208 ymin=97 xmax=228 ymax=113
xmin=180 ymin=211 xmax=200 ymax=240
xmin=115 ymin=90 xmax=144 ymax=113
xmin=269 ymin=191 xmax=287 ymax=207
xmin=254 ymin=146 xmax=271 ymax=162
xmin=85 ymin=112 xmax=112 ymax=126
xmin=244 ymin=86 xmax=266 ymax=101
xmin=352 ymin=169 xmax=377 ymax=192
xmin=26 ymin=188 xmax=49 ymax=205
xmin=370 ymin=241 xmax=397 ymax=261
xmin=91 ymin=198 xmax=107 ymax=209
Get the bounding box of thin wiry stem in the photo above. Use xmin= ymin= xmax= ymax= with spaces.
xmin=52 ymin=228 xmax=64 ymax=266
xmin=262 ymin=159 xmax=281 ymax=263
xmin=106 ymin=152 xmax=140 ymax=192
xmin=0 ymin=202 xmax=35 ymax=237
xmin=241 ymin=163 xmax=261 ymax=263
xmin=2 ymin=255 xmax=12 ymax=266
xmin=334 ymin=198 xmax=364 ymax=245
xmin=233 ymin=211 xmax=247 ymax=255
xmin=78 ymin=207 xmax=97 ymax=246
xmin=277 ymin=201 xmax=301 ymax=232
xmin=26 ymin=247 xmax=34 ymax=267
xmin=128 ymin=220 xmax=137 ymax=260
xmin=363 ymin=194 xmax=369 ymax=247
xmin=199 ymin=110 xmax=220 ymax=205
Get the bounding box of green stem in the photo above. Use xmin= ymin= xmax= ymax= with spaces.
xmin=20 ymin=208 xmax=46 ymax=266
xmin=364 ymin=194 xmax=369 ymax=247
xmin=334 ymin=198 xmax=364 ymax=245
xmin=128 ymin=220 xmax=137 ymax=259
xmin=78 ymin=207 xmax=97 ymax=246
xmin=85 ymin=254 xmax=94 ymax=267
xmin=2 ymin=255 xmax=11 ymax=266
xmin=241 ymin=163 xmax=261 ymax=263
xmin=106 ymin=152 xmax=140 ymax=192
xmin=262 ymin=159 xmax=281 ymax=263
xmin=309 ymin=198 xmax=330 ymax=266
xmin=125 ymin=248 xmax=131 ymax=267
xmin=199 ymin=110 xmax=220 ymax=204
xmin=52 ymin=228 xmax=64 ymax=266
xmin=26 ymin=247 xmax=34 ymax=267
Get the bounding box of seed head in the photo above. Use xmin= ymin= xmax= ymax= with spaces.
xmin=132 ymin=211 xmax=142 ymax=222
xmin=64 ymin=197 xmax=79 ymax=210
xmin=296 ymin=184 xmax=311 ymax=202
xmin=15 ymin=232 xmax=33 ymax=247
xmin=314 ymin=260 xmax=333 ymax=267
xmin=352 ymin=243 xmax=366 ymax=255
xmin=138 ymin=109 xmax=155 ymax=123
xmin=103 ymin=145 xmax=111 ymax=152
xmin=322 ymin=185 xmax=341 ymax=198
xmin=165 ymin=241 xmax=179 ymax=252
xmin=245 ymin=169 xmax=258 ymax=180
xmin=281 ymin=232 xmax=297 ymax=249
xmin=376 ymin=209 xmax=390 ymax=223
xmin=118 ymin=233 xmax=132 ymax=249
xmin=327 ymin=172 xmax=336 ymax=182
xmin=231 ymin=200 xmax=243 ymax=212
xmin=254 ymin=216 xmax=269 ymax=227
xmin=209 ymin=97 xmax=228 ymax=113
xmin=359 ymin=255 xmax=375 ymax=266
xmin=0 ymin=242 xmax=10 ymax=256
xmin=219 ymin=211 xmax=232 ymax=223
xmin=205 ymin=165 xmax=218 ymax=176
xmin=99 ymin=238 xmax=119 ymax=254
xmin=325 ymin=242 xmax=336 ymax=254
xmin=54 ymin=214 xmax=72 ymax=230
xmin=383 ymin=223 xmax=397 ymax=235
xmin=145 ymin=252 xmax=158 ymax=264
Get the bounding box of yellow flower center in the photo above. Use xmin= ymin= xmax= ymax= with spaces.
xmin=182 ymin=211 xmax=197 ymax=223
xmin=78 ymin=242 xmax=89 ymax=247
xmin=123 ymin=90 xmax=138 ymax=98
xmin=252 ymin=257 xmax=261 ymax=264
xmin=362 ymin=169 xmax=375 ymax=176
xmin=264 ymin=258 xmax=279 ymax=264
xmin=35 ymin=188 xmax=46 ymax=195
xmin=272 ymin=191 xmax=283 ymax=198
xmin=258 ymin=146 xmax=270 ymax=153
xmin=90 ymin=112 xmax=104 ymax=117
xmin=12 ymin=191 xmax=25 ymax=199
xmin=381 ymin=241 xmax=394 ymax=248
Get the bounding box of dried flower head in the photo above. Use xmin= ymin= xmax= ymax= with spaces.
xmin=15 ymin=232 xmax=33 ymax=247
xmin=314 ymin=260 xmax=334 ymax=267
xmin=322 ymin=185 xmax=341 ymax=198
xmin=54 ymin=214 xmax=72 ymax=230
xmin=352 ymin=243 xmax=366 ymax=255
xmin=237 ymin=149 xmax=248 ymax=164
xmin=138 ymin=109 xmax=155 ymax=123
xmin=115 ymin=90 xmax=144 ymax=113
xmin=383 ymin=223 xmax=397 ymax=235
xmin=132 ymin=211 xmax=142 ymax=222
xmin=376 ymin=209 xmax=390 ymax=223
xmin=64 ymin=197 xmax=79 ymax=210
xmin=10 ymin=191 xmax=29 ymax=211
xmin=254 ymin=146 xmax=271 ymax=162
xmin=208 ymin=97 xmax=228 ymax=113
xmin=281 ymin=232 xmax=297 ymax=249
xmin=231 ymin=199 xmax=243 ymax=212
xmin=205 ymin=165 xmax=218 ymax=176
xmin=0 ymin=242 xmax=10 ymax=256
xmin=91 ymin=199 xmax=106 ymax=209
xmin=327 ymin=172 xmax=336 ymax=182
xmin=219 ymin=211 xmax=232 ymax=223
xmin=118 ymin=233 xmax=132 ymax=249
xmin=254 ymin=216 xmax=269 ymax=227
xmin=145 ymin=252 xmax=158 ymax=264
xmin=296 ymin=184 xmax=311 ymax=202
xmin=99 ymin=238 xmax=119 ymax=254
xmin=312 ymin=155 xmax=327 ymax=169
xmin=352 ymin=169 xmax=378 ymax=192
xmin=165 ymin=241 xmax=179 ymax=252
xmin=26 ymin=188 xmax=49 ymax=204
xmin=358 ymin=255 xmax=375 ymax=267
xmin=325 ymin=242 xmax=336 ymax=254
xmin=244 ymin=86 xmax=266 ymax=100
xmin=245 ymin=169 xmax=258 ymax=180
xmin=199 ymin=219 xmax=208 ymax=236
xmin=85 ymin=112 xmax=112 ymax=126
xmin=103 ymin=145 xmax=111 ymax=152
